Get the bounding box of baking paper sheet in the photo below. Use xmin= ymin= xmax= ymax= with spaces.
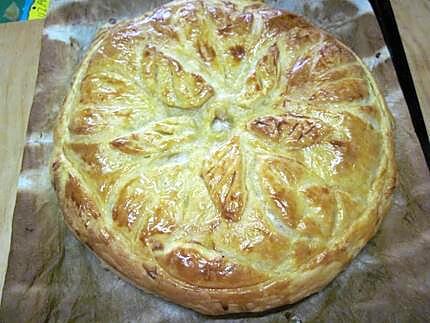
xmin=1 ymin=0 xmax=430 ymax=321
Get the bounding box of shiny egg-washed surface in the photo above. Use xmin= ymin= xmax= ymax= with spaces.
xmin=52 ymin=0 xmax=396 ymax=315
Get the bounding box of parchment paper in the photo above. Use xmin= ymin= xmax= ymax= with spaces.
xmin=1 ymin=0 xmax=429 ymax=322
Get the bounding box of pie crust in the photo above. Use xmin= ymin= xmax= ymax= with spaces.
xmin=51 ymin=0 xmax=397 ymax=315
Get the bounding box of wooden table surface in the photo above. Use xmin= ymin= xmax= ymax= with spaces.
xmin=0 ymin=2 xmax=429 ymax=300
xmin=391 ymin=0 xmax=430 ymax=133
xmin=0 ymin=19 xmax=44 ymax=301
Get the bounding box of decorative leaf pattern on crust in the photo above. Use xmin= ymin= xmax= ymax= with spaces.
xmin=141 ymin=47 xmax=214 ymax=109
xmin=248 ymin=112 xmax=330 ymax=148
xmin=201 ymin=137 xmax=247 ymax=222
xmin=66 ymin=143 xmax=133 ymax=200
xmin=260 ymin=157 xmax=336 ymax=238
xmin=139 ymin=201 xmax=177 ymax=251
xmin=113 ymin=176 xmax=149 ymax=229
xmin=65 ymin=174 xmax=101 ymax=221
xmin=239 ymin=44 xmax=281 ymax=105
xmin=157 ymin=247 xmax=266 ymax=288
xmin=286 ymin=39 xmax=369 ymax=103
xmin=110 ymin=117 xmax=196 ymax=156
xmin=67 ymin=103 xmax=158 ymax=138
xmin=305 ymin=112 xmax=383 ymax=198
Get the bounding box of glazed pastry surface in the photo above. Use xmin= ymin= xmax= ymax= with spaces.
xmin=52 ymin=0 xmax=396 ymax=315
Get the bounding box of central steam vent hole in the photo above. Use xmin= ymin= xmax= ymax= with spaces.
xmin=211 ymin=117 xmax=231 ymax=133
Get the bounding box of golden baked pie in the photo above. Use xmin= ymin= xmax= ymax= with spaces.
xmin=51 ymin=0 xmax=397 ymax=315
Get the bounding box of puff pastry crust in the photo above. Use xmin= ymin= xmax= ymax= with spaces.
xmin=52 ymin=0 xmax=397 ymax=315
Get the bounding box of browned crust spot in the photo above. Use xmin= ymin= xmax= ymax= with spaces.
xmin=157 ymin=247 xmax=266 ymax=288
xmin=248 ymin=113 xmax=329 ymax=148
xmin=65 ymin=174 xmax=100 ymax=220
xmin=201 ymin=137 xmax=247 ymax=222
xmin=139 ymin=203 xmax=176 ymax=243
xmin=197 ymin=40 xmax=216 ymax=62
xmin=229 ymin=45 xmax=245 ymax=61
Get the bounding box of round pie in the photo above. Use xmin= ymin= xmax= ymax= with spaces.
xmin=51 ymin=0 xmax=397 ymax=315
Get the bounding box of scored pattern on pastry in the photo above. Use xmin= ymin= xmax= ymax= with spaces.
xmin=52 ymin=0 xmax=395 ymax=314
